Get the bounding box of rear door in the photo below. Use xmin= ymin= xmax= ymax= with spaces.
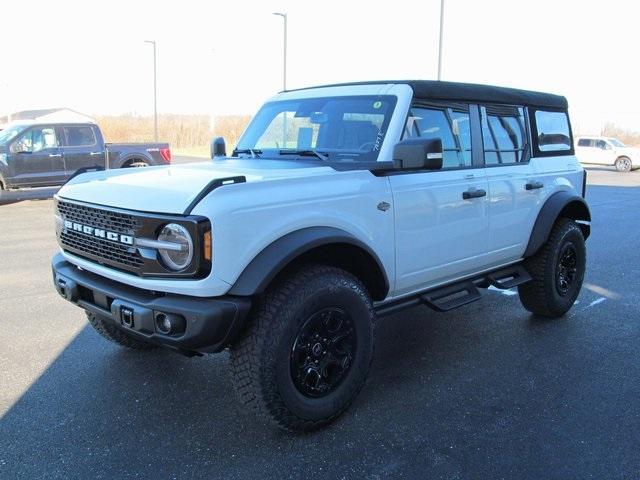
xmin=8 ymin=125 xmax=64 ymax=186
xmin=61 ymin=124 xmax=103 ymax=179
xmin=389 ymin=102 xmax=490 ymax=295
xmin=480 ymin=105 xmax=543 ymax=265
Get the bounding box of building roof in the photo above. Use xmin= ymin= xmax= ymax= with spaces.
xmin=0 ymin=108 xmax=94 ymax=125
xmin=289 ymin=80 xmax=568 ymax=109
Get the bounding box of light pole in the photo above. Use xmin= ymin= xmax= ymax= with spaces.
xmin=272 ymin=12 xmax=287 ymax=91
xmin=144 ymin=40 xmax=158 ymax=141
xmin=437 ymin=0 xmax=445 ymax=80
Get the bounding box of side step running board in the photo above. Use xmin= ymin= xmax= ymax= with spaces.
xmin=420 ymin=281 xmax=481 ymax=312
xmin=485 ymin=264 xmax=532 ymax=290
xmin=375 ymin=263 xmax=533 ymax=317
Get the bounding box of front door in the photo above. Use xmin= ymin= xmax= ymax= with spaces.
xmin=390 ymin=102 xmax=490 ymax=296
xmin=8 ymin=125 xmax=65 ymax=187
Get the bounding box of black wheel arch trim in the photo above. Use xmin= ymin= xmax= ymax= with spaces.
xmin=524 ymin=191 xmax=591 ymax=257
xmin=228 ymin=226 xmax=390 ymax=299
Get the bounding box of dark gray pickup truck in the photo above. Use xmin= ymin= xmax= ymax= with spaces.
xmin=0 ymin=122 xmax=171 ymax=190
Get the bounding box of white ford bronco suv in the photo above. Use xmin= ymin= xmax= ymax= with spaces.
xmin=52 ymin=81 xmax=590 ymax=431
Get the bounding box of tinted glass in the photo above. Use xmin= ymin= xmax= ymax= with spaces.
xmin=404 ymin=104 xmax=472 ymax=168
xmin=481 ymin=106 xmax=526 ymax=165
xmin=535 ymin=110 xmax=571 ymax=152
xmin=577 ymin=138 xmax=592 ymax=147
xmin=63 ymin=126 xmax=96 ymax=147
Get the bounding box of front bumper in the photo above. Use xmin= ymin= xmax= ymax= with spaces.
xmin=52 ymin=253 xmax=251 ymax=353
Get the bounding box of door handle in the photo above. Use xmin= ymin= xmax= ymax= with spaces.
xmin=525 ymin=181 xmax=544 ymax=190
xmin=89 ymin=151 xmax=103 ymax=156
xmin=462 ymin=189 xmax=487 ymax=200
xmin=49 ymin=153 xmax=62 ymax=158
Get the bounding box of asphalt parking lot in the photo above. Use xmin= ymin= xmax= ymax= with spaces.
xmin=1 ymin=166 xmax=639 ymax=479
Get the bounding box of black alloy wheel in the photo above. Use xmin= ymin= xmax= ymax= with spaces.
xmin=290 ymin=306 xmax=357 ymax=398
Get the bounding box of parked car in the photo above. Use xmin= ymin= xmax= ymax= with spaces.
xmin=0 ymin=121 xmax=171 ymax=190
xmin=51 ymin=80 xmax=590 ymax=432
xmin=575 ymin=135 xmax=639 ymax=172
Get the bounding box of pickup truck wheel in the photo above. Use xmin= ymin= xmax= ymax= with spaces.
xmin=124 ymin=159 xmax=149 ymax=168
xmin=614 ymin=156 xmax=632 ymax=172
xmin=518 ymin=218 xmax=586 ymax=318
xmin=229 ymin=264 xmax=375 ymax=432
xmin=86 ymin=311 xmax=158 ymax=350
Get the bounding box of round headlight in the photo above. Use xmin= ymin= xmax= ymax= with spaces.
xmin=157 ymin=224 xmax=193 ymax=271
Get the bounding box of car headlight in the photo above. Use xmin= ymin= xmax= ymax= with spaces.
xmin=157 ymin=223 xmax=194 ymax=271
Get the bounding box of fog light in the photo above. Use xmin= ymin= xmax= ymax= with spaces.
xmin=154 ymin=312 xmax=185 ymax=335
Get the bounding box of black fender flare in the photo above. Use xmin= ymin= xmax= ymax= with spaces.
xmin=228 ymin=226 xmax=389 ymax=298
xmin=524 ymin=191 xmax=591 ymax=257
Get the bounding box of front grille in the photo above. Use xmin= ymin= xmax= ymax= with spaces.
xmin=55 ymin=198 xmax=209 ymax=278
xmin=56 ymin=199 xmax=144 ymax=273
xmin=57 ymin=200 xmax=141 ymax=233
xmin=60 ymin=230 xmax=144 ymax=268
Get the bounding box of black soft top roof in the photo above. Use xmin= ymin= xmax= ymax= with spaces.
xmin=288 ymin=80 xmax=567 ymax=110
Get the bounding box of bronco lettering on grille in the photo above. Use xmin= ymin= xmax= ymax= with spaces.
xmin=63 ymin=220 xmax=134 ymax=246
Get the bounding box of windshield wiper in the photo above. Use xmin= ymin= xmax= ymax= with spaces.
xmin=232 ymin=148 xmax=262 ymax=158
xmin=278 ymin=149 xmax=329 ymax=161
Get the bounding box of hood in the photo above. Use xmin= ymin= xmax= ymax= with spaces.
xmin=618 ymin=146 xmax=640 ymax=155
xmin=57 ymin=159 xmax=335 ymax=214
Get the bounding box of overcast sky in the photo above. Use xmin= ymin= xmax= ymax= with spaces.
xmin=1 ymin=0 xmax=637 ymax=133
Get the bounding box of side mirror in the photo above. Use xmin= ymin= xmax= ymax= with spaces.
xmin=211 ymin=137 xmax=226 ymax=159
xmin=393 ymin=138 xmax=443 ymax=170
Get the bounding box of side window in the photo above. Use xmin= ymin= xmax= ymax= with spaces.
xmin=534 ymin=110 xmax=572 ymax=153
xmin=63 ymin=126 xmax=96 ymax=147
xmin=13 ymin=127 xmax=58 ymax=153
xmin=480 ymin=105 xmax=527 ymax=165
xmin=577 ymin=138 xmax=593 ymax=147
xmin=404 ymin=104 xmax=472 ymax=168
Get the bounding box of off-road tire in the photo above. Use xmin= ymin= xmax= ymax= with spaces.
xmin=614 ymin=156 xmax=632 ymax=173
xmin=86 ymin=311 xmax=158 ymax=350
xmin=124 ymin=158 xmax=150 ymax=168
xmin=518 ymin=218 xmax=586 ymax=318
xmin=229 ymin=264 xmax=375 ymax=432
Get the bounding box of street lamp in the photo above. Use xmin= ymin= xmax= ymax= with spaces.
xmin=272 ymin=12 xmax=287 ymax=91
xmin=437 ymin=0 xmax=445 ymax=80
xmin=144 ymin=40 xmax=158 ymax=141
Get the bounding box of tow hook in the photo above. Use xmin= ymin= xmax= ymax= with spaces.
xmin=120 ymin=307 xmax=135 ymax=328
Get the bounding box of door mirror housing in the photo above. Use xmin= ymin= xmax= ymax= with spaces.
xmin=393 ymin=138 xmax=443 ymax=170
xmin=211 ymin=137 xmax=226 ymax=158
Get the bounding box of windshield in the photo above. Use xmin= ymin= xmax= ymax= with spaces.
xmin=235 ymin=95 xmax=397 ymax=162
xmin=0 ymin=124 xmax=28 ymax=145
xmin=608 ymin=138 xmax=626 ymax=148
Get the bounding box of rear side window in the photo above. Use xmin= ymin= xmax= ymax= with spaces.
xmin=480 ymin=105 xmax=527 ymax=165
xmin=63 ymin=126 xmax=96 ymax=147
xmin=534 ymin=110 xmax=572 ymax=153
xmin=577 ymin=138 xmax=593 ymax=147
xmin=404 ymin=103 xmax=472 ymax=168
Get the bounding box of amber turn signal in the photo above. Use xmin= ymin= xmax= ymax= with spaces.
xmin=203 ymin=230 xmax=212 ymax=261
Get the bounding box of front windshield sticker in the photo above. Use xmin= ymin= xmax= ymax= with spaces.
xmin=373 ymin=101 xmax=382 ymax=109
